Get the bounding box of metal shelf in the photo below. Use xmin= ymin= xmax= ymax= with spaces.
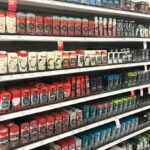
xmin=0 ymin=35 xmax=150 ymax=42
xmin=14 ymin=105 xmax=150 ymax=150
xmin=0 ymin=0 xmax=150 ymax=19
xmin=0 ymin=62 xmax=149 ymax=82
xmin=1 ymin=84 xmax=150 ymax=121
xmin=97 ymin=126 xmax=150 ymax=150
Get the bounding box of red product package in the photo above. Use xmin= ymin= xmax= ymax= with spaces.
xmin=75 ymin=18 xmax=81 ymax=36
xmin=5 ymin=121 xmax=15 ymax=127
xmin=76 ymin=109 xmax=83 ymax=127
xmin=8 ymin=88 xmax=21 ymax=110
xmin=36 ymin=15 xmax=44 ymax=35
xmin=63 ymin=83 xmax=71 ymax=100
xmin=88 ymin=20 xmax=94 ymax=36
xmin=113 ymin=19 xmax=116 ymax=37
xmin=58 ymin=110 xmax=69 ymax=132
xmin=30 ymin=87 xmax=40 ymax=107
xmin=50 ymin=112 xmax=62 ymax=135
xmin=34 ymin=116 xmax=46 ymax=139
xmin=47 ymin=84 xmax=57 ymax=104
xmin=26 ymin=13 xmax=35 ymax=35
xmin=16 ymin=12 xmax=25 ymax=34
xmin=71 ymin=76 xmax=76 ymax=99
xmin=20 ymin=122 xmax=29 ymax=144
xmin=56 ymin=140 xmax=68 ymax=150
xmin=0 ymin=126 xmax=9 ymax=150
xmin=108 ymin=18 xmax=112 ymax=37
xmin=53 ymin=16 xmax=60 ymax=35
xmin=44 ymin=16 xmax=53 ymax=35
xmin=85 ymin=75 xmax=90 ymax=96
xmin=19 ymin=87 xmax=30 ymax=109
xmin=82 ymin=18 xmax=89 ymax=36
xmin=68 ymin=17 xmax=74 ymax=36
xmin=65 ymin=138 xmax=75 ymax=150
xmin=42 ymin=114 xmax=54 ymax=136
xmin=103 ymin=18 xmax=107 ymax=37
xmin=60 ymin=17 xmax=68 ymax=36
xmin=80 ymin=75 xmax=85 ymax=97
xmin=94 ymin=17 xmax=98 ymax=37
xmin=49 ymin=143 xmax=61 ymax=150
xmin=29 ymin=119 xmax=38 ymax=142
xmin=0 ymin=10 xmax=5 ymax=34
xmin=76 ymin=76 xmax=81 ymax=98
xmin=0 ymin=51 xmax=7 ymax=74
xmin=70 ymin=51 xmax=77 ymax=68
xmin=0 ymin=90 xmax=11 ymax=114
xmin=56 ymin=83 xmax=64 ymax=102
xmin=64 ymin=76 xmax=71 ymax=83
xmin=99 ymin=17 xmax=103 ymax=37
xmin=9 ymin=124 xmax=19 ymax=148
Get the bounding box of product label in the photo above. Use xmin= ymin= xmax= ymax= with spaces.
xmin=8 ymin=0 xmax=17 ymax=11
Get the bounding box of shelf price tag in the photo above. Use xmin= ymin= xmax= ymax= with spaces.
xmin=131 ymin=90 xmax=135 ymax=98
xmin=140 ymin=88 xmax=143 ymax=96
xmin=148 ymin=87 xmax=150 ymax=94
xmin=143 ymin=41 xmax=147 ymax=49
xmin=8 ymin=0 xmax=17 ymax=11
xmin=115 ymin=117 xmax=121 ymax=128
xmin=57 ymin=41 xmax=63 ymax=51
xmin=144 ymin=65 xmax=148 ymax=72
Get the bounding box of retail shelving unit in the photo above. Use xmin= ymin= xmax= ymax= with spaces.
xmin=0 ymin=0 xmax=150 ymax=150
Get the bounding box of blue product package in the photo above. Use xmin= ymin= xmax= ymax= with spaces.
xmin=134 ymin=117 xmax=139 ymax=130
xmin=125 ymin=121 xmax=130 ymax=134
xmin=107 ymin=101 xmax=113 ymax=117
xmin=107 ymin=75 xmax=114 ymax=91
xmin=93 ymin=130 xmax=100 ymax=148
xmin=79 ymin=134 xmax=89 ymax=150
xmin=88 ymin=132 xmax=95 ymax=150
xmin=82 ymin=0 xmax=89 ymax=4
xmin=90 ymin=77 xmax=97 ymax=94
xmin=101 ymin=103 xmax=108 ymax=119
xmin=95 ymin=104 xmax=102 ymax=121
xmin=89 ymin=105 xmax=96 ymax=123
xmin=120 ymin=122 xmax=126 ymax=136
xmin=84 ymin=105 xmax=90 ymax=125
xmin=130 ymin=118 xmax=135 ymax=132
xmin=110 ymin=125 xmax=116 ymax=140
xmin=74 ymin=0 xmax=81 ymax=3
xmin=117 ymin=99 xmax=123 ymax=113
xmin=100 ymin=128 xmax=106 ymax=145
xmin=105 ymin=127 xmax=111 ymax=143
xmin=113 ymin=75 xmax=119 ymax=90
xmin=90 ymin=0 xmax=95 ymax=5
xmin=96 ymin=0 xmax=101 ymax=6
xmin=67 ymin=0 xmax=73 ymax=2
xmin=102 ymin=0 xmax=108 ymax=6
xmin=115 ymin=126 xmax=121 ymax=139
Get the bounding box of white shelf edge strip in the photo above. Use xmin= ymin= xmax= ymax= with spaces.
xmin=97 ymin=126 xmax=150 ymax=150
xmin=1 ymin=62 xmax=150 ymax=82
xmin=14 ymin=106 xmax=150 ymax=150
xmin=1 ymin=84 xmax=150 ymax=121
xmin=0 ymin=35 xmax=150 ymax=42
xmin=0 ymin=0 xmax=150 ymax=19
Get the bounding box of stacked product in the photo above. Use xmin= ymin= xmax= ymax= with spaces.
xmin=0 ymin=10 xmax=150 ymax=37
xmin=64 ymin=0 xmax=150 ymax=14
xmin=0 ymin=48 xmax=149 ymax=75
xmin=0 ymin=69 xmax=150 ymax=114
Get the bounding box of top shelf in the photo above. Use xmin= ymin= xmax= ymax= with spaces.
xmin=0 ymin=0 xmax=150 ymax=20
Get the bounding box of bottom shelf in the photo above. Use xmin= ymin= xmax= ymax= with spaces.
xmin=97 ymin=126 xmax=150 ymax=150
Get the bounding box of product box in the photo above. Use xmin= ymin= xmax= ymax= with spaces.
xmin=65 ymin=138 xmax=76 ymax=150
xmin=36 ymin=15 xmax=44 ymax=35
xmin=75 ymin=18 xmax=81 ymax=36
xmin=71 ymin=76 xmax=76 ymax=99
xmin=60 ymin=16 xmax=68 ymax=36
xmin=62 ymin=51 xmax=70 ymax=68
xmin=0 ymin=51 xmax=7 ymax=74
xmin=96 ymin=76 xmax=103 ymax=93
xmin=77 ymin=50 xmax=84 ymax=67
xmin=96 ymin=50 xmax=102 ymax=65
xmin=55 ymin=83 xmax=64 ymax=102
xmin=70 ymin=51 xmax=77 ymax=68
xmin=76 ymin=76 xmax=81 ymax=98
xmin=8 ymin=88 xmax=21 ymax=110
xmin=16 ymin=12 xmax=25 ymax=34
xmin=20 ymin=122 xmax=29 ymax=144
xmin=101 ymin=50 xmax=107 ymax=64
xmin=49 ymin=143 xmax=61 ymax=150
xmin=90 ymin=51 xmax=96 ymax=66
xmin=84 ymin=50 xmax=91 ymax=66
xmin=47 ymin=51 xmax=54 ymax=70
xmin=26 ymin=13 xmax=35 ymax=35
xmin=48 ymin=84 xmax=57 ymax=103
xmin=56 ymin=140 xmax=68 ymax=150
xmin=68 ymin=17 xmax=75 ymax=36
xmin=0 ymin=90 xmax=11 ymax=113
xmin=53 ymin=16 xmax=60 ymax=36
xmin=80 ymin=75 xmax=86 ymax=97
xmin=82 ymin=18 xmax=88 ymax=37
xmin=95 ymin=104 xmax=103 ymax=121
xmin=54 ymin=51 xmax=62 ymax=69
xmin=29 ymin=119 xmax=38 ymax=141
xmin=28 ymin=52 xmax=37 ymax=72
xmin=63 ymin=83 xmax=71 ymax=100
xmin=38 ymin=51 xmax=47 ymax=71
xmin=8 ymin=52 xmax=18 ymax=73
xmin=0 ymin=10 xmax=5 ymax=33
xmin=39 ymin=85 xmax=48 ymax=105
xmin=88 ymin=20 xmax=94 ymax=36
xmin=44 ymin=16 xmax=53 ymax=35
xmin=89 ymin=105 xmax=96 ymax=123
xmin=0 ymin=126 xmax=9 ymax=150
xmin=6 ymin=11 xmax=16 ymax=34
xmin=72 ymin=136 xmax=82 ymax=150
xmin=18 ymin=50 xmax=28 ymax=72
xmin=90 ymin=77 xmax=97 ymax=94
xmin=30 ymin=87 xmax=40 ymax=107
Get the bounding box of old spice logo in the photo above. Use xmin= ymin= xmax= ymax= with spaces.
xmin=32 ymin=56 xmax=36 ymax=58
xmin=11 ymin=56 xmax=17 ymax=59
xmin=41 ymin=56 xmax=46 ymax=58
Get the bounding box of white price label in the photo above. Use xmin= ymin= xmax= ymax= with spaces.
xmin=148 ymin=87 xmax=150 ymax=94
xmin=140 ymin=88 xmax=143 ymax=96
xmin=143 ymin=41 xmax=147 ymax=49
xmin=115 ymin=118 xmax=121 ymax=128
xmin=144 ymin=65 xmax=148 ymax=72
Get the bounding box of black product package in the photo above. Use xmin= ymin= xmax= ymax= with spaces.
xmin=96 ymin=76 xmax=103 ymax=93
xmin=90 ymin=77 xmax=97 ymax=94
